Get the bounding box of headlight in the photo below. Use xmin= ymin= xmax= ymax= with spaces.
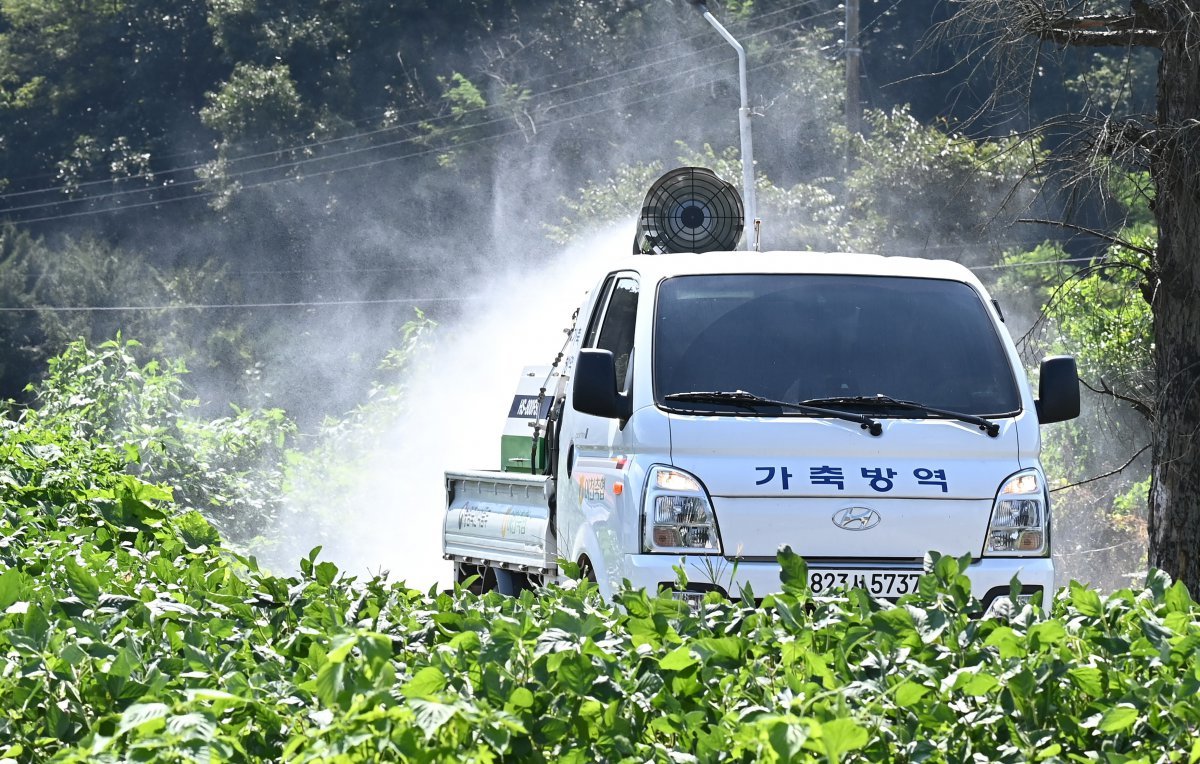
xmin=642 ymin=466 xmax=722 ymax=554
xmin=985 ymin=469 xmax=1048 ymax=556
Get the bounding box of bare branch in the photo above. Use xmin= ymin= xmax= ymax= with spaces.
xmin=1017 ymin=217 xmax=1156 ymax=258
xmin=1080 ymin=377 xmax=1154 ymax=420
xmin=1050 ymin=443 xmax=1151 ymax=492
xmin=1038 ymin=27 xmax=1166 ymax=48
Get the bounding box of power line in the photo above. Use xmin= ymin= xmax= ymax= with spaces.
xmin=0 ymin=1 xmax=831 ymax=206
xmin=11 ymin=0 xmax=826 ymax=185
xmin=0 ymin=252 xmax=1106 ymax=312
xmin=12 ymin=33 xmax=833 ymax=225
xmin=0 ymin=296 xmax=474 ymax=313
xmin=229 ymin=266 xmax=435 ymax=276
xmin=0 ymin=23 xmax=822 ymax=218
xmin=971 ymin=257 xmax=1089 ymax=271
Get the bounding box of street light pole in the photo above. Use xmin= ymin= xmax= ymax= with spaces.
xmin=685 ymin=1 xmax=758 ymax=250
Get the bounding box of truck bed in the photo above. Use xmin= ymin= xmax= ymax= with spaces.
xmin=443 ymin=470 xmax=557 ymax=573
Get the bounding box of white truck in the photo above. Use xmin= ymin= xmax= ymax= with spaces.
xmin=443 ymin=170 xmax=1079 ymax=611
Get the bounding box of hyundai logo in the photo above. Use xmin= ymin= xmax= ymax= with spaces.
xmin=832 ymin=507 xmax=881 ymax=531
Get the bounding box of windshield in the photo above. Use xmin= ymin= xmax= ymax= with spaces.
xmin=653 ymin=274 xmax=1021 ymax=416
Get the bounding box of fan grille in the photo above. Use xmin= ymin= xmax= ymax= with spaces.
xmin=636 ymin=167 xmax=744 ymax=254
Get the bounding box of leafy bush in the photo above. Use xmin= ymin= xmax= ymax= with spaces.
xmin=988 ymin=174 xmax=1155 ymax=589
xmin=26 ymin=338 xmax=293 ymax=545
xmin=2 ymin=340 xmax=1198 ymax=762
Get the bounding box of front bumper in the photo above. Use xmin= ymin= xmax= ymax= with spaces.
xmin=621 ymin=554 xmax=1054 ymax=605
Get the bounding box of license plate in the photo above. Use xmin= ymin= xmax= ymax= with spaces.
xmin=807 ymin=569 xmax=921 ymax=597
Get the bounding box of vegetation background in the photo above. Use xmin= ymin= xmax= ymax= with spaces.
xmin=0 ymin=0 xmax=1187 ymax=758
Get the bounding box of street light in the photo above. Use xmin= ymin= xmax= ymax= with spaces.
xmin=683 ymin=0 xmax=758 ymax=250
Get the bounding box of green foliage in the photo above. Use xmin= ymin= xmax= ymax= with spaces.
xmin=25 ymin=338 xmax=293 ymax=545
xmin=545 ymin=161 xmax=665 ymax=244
xmin=420 ymin=72 xmax=492 ymax=169
xmin=0 ymin=226 xmax=255 ymax=402
xmin=200 ymin=63 xmax=307 ymax=148
xmin=4 ymin=379 xmax=1200 ymax=764
xmin=0 ymin=0 xmax=218 ymax=189
xmin=988 ymin=172 xmax=1155 ymax=590
xmin=0 ymin=341 xmax=1194 ymax=760
xmin=844 ymin=107 xmax=1044 ymax=261
xmin=274 ymin=311 xmax=435 ymax=567
xmin=1065 ymin=48 xmax=1159 ymax=114
xmin=198 ymin=62 xmax=312 ymax=205
xmin=551 ymin=110 xmax=1042 ymax=257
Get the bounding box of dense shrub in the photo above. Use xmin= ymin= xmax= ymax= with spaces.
xmin=0 ymin=341 xmax=1197 ymax=762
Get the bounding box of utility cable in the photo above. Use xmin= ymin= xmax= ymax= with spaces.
xmin=0 ymin=296 xmax=474 ymax=313
xmin=0 ymin=251 xmax=1111 ymax=312
xmin=0 ymin=3 xmax=831 ymax=205
xmin=12 ymin=34 xmax=832 ymax=225
xmin=0 ymin=19 xmax=833 ymax=218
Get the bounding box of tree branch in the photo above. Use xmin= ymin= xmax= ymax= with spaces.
xmin=1050 ymin=444 xmax=1151 ymax=493
xmin=1038 ymin=27 xmax=1165 ymax=48
xmin=1080 ymin=377 xmax=1154 ymax=420
xmin=1017 ymin=217 xmax=1155 ymax=258
xmin=1033 ymin=8 xmax=1166 ymax=49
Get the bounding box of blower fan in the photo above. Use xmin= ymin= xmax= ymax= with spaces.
xmin=634 ymin=166 xmax=744 ymax=254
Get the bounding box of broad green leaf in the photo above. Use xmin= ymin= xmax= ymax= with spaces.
xmin=1068 ymin=666 xmax=1103 ymax=696
xmin=404 ymin=666 xmax=447 ymax=699
xmin=145 ymin=598 xmax=199 ymax=619
xmin=314 ymin=661 xmax=345 ymax=708
xmin=119 ymin=475 xmax=174 ymax=503
xmin=894 ymin=681 xmax=930 ymax=708
xmin=660 ymin=645 xmax=698 ymax=671
xmin=1098 ymin=705 xmax=1138 ymax=733
xmin=65 ymin=557 xmax=101 ymax=608
xmin=1028 ymin=620 xmax=1067 ymax=648
xmin=315 ymin=561 xmax=339 ymax=587
xmin=166 ymin=712 xmax=217 ymax=741
xmin=0 ymin=569 xmax=23 ymax=610
xmin=507 ymin=687 xmax=535 ymax=711
xmin=1070 ymin=581 xmax=1103 ymax=617
xmin=767 ymin=719 xmax=806 ymax=760
xmin=556 ymin=653 xmax=594 ymax=694
xmin=984 ymin=626 xmax=1024 ymax=659
xmin=692 ymin=636 xmax=748 ymax=665
xmin=449 ymin=630 xmax=481 ymax=652
xmin=326 ymin=633 xmax=359 ymax=663
xmin=185 ymin=688 xmax=251 ymax=705
xmin=812 ymin=717 xmax=869 ymax=763
xmin=872 ymin=607 xmax=916 ymax=639
xmin=117 ymin=703 xmax=170 ymax=736
xmin=960 ymin=671 xmax=999 ymax=696
xmin=177 ymin=511 xmax=220 ymax=551
xmin=778 ymin=545 xmax=808 ymax=595
xmin=621 ymin=589 xmax=652 ymax=618
xmin=410 ymin=699 xmax=458 ymax=740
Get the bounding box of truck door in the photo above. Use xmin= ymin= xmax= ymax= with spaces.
xmin=560 ymin=272 xmax=640 ymax=584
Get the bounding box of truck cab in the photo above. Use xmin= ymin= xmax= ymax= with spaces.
xmin=444 ymin=250 xmax=1079 ymax=610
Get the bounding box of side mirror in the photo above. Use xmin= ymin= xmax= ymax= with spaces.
xmin=1035 ymin=356 xmax=1080 ymax=424
xmin=573 ymin=349 xmax=632 ymax=420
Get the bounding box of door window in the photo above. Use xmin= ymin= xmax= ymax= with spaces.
xmin=593 ymin=277 xmax=639 ymax=392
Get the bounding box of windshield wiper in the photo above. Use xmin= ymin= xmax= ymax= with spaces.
xmin=796 ymin=394 xmax=1000 ymax=437
xmin=663 ymin=390 xmax=882 ymax=436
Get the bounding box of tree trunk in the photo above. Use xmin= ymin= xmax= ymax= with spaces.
xmin=1147 ymin=2 xmax=1200 ymax=592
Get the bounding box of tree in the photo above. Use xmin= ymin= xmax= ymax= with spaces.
xmin=947 ymin=0 xmax=1200 ymax=590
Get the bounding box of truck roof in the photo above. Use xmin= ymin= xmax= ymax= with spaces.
xmin=607 ymin=251 xmax=986 ymax=289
